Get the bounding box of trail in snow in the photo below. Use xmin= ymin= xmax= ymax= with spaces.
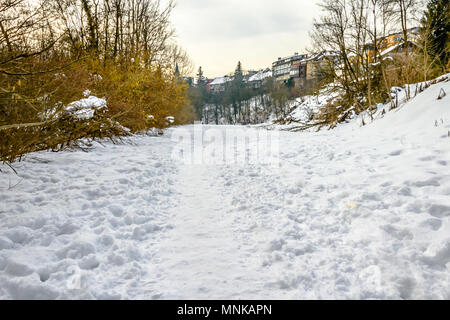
xmin=0 ymin=79 xmax=449 ymax=299
xmin=151 ymin=164 xmax=266 ymax=299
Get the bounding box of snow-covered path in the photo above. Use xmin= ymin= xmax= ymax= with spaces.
xmin=153 ymin=164 xmax=241 ymax=298
xmin=151 ymin=164 xmax=269 ymax=299
xmin=0 ymin=80 xmax=449 ymax=299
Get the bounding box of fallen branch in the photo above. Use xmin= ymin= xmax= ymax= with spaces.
xmin=5 ymin=162 xmax=17 ymax=174
xmin=0 ymin=119 xmax=57 ymax=130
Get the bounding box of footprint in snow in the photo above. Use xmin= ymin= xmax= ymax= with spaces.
xmin=380 ymin=225 xmax=414 ymax=241
xmin=419 ymin=218 xmax=442 ymax=231
xmin=108 ymin=205 xmax=125 ymax=218
xmin=389 ymin=150 xmax=403 ymax=156
xmin=429 ymin=204 xmax=450 ymax=218
xmin=419 ymin=156 xmax=435 ymax=161
xmin=413 ymin=178 xmax=440 ymax=188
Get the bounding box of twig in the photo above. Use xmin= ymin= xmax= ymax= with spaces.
xmin=5 ymin=162 xmax=17 ymax=175
xmin=8 ymin=178 xmax=23 ymax=190
xmin=0 ymin=35 xmax=63 ymax=66
xmin=0 ymin=55 xmax=87 ymax=76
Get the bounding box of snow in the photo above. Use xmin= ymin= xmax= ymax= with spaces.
xmin=42 ymin=96 xmax=107 ymax=121
xmin=261 ymin=85 xmax=341 ymax=129
xmin=290 ymin=91 xmax=340 ymax=123
xmin=42 ymin=95 xmax=107 ymax=121
xmin=65 ymin=96 xmax=107 ymax=120
xmin=210 ymin=76 xmax=233 ymax=85
xmin=166 ymin=116 xmax=175 ymax=124
xmin=248 ymin=69 xmax=272 ymax=82
xmin=0 ymin=136 xmax=178 ymax=299
xmin=268 ymin=75 xmax=450 ymax=132
xmin=90 ymin=73 xmax=103 ymax=82
xmin=380 ymin=43 xmax=401 ymax=57
xmin=1 ymin=78 xmax=449 ymax=299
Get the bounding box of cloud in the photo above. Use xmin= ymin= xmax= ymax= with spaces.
xmin=171 ymin=0 xmax=320 ymax=77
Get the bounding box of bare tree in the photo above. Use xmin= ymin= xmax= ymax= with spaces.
xmin=392 ymin=0 xmax=421 ymax=99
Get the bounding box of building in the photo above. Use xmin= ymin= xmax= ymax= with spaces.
xmin=209 ymin=76 xmax=233 ymax=93
xmin=272 ymin=53 xmax=308 ymax=85
xmin=290 ymin=59 xmax=308 ymax=88
xmin=364 ymin=27 xmax=420 ymax=63
xmin=244 ymin=70 xmax=258 ymax=83
xmin=205 ymin=78 xmax=214 ymax=92
xmin=306 ymin=51 xmax=339 ymax=81
xmin=272 ymin=51 xmax=338 ymax=89
xmin=247 ymin=68 xmax=272 ymax=89
xmin=379 ymin=27 xmax=420 ymax=51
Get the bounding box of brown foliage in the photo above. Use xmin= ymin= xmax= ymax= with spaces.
xmin=0 ymin=0 xmax=195 ymax=163
xmin=0 ymin=54 xmax=195 ymax=162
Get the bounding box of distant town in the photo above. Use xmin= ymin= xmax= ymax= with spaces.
xmin=183 ymin=27 xmax=420 ymax=93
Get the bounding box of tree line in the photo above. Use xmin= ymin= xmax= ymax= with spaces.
xmin=0 ymin=0 xmax=195 ymax=162
xmin=188 ymin=62 xmax=302 ymax=126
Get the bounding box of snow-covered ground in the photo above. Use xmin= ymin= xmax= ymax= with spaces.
xmin=0 ymin=79 xmax=449 ymax=299
xmin=264 ymin=74 xmax=450 ymax=132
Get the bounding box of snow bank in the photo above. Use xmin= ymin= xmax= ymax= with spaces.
xmin=267 ymin=74 xmax=450 ymax=132
xmin=349 ymin=74 xmax=450 ymax=133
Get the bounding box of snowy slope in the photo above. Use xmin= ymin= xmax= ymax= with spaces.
xmin=0 ymin=78 xmax=449 ymax=299
xmin=267 ymin=74 xmax=450 ymax=132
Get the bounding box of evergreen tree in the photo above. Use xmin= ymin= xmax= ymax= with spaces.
xmin=231 ymin=62 xmax=245 ymax=121
xmin=192 ymin=66 xmax=209 ymax=121
xmin=420 ymin=0 xmax=450 ymax=70
xmin=197 ymin=66 xmax=206 ymax=86
xmin=234 ymin=61 xmax=243 ymax=82
xmin=174 ymin=63 xmax=180 ymax=77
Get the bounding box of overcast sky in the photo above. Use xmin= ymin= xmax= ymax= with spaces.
xmin=171 ymin=0 xmax=321 ymax=78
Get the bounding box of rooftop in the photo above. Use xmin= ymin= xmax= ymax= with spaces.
xmin=248 ymin=68 xmax=272 ymax=82
xmin=210 ymin=76 xmax=233 ymax=85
